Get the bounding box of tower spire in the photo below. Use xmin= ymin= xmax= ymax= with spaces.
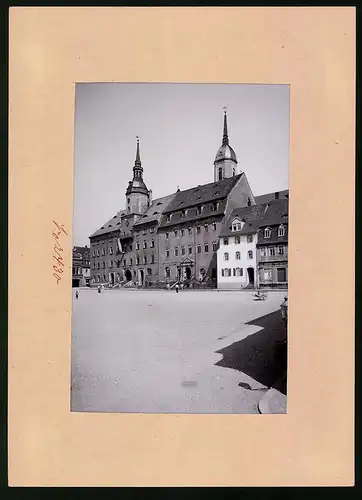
xmin=222 ymin=107 xmax=229 ymax=145
xmin=135 ymin=136 xmax=141 ymax=166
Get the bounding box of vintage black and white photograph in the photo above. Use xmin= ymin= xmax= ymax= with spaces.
xmin=71 ymin=83 xmax=289 ymax=414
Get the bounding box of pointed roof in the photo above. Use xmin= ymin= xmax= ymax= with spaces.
xmin=222 ymin=108 xmax=229 ymax=145
xmin=135 ymin=136 xmax=141 ymax=166
xmin=214 ymin=108 xmax=237 ymax=164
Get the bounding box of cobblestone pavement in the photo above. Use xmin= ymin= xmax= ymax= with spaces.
xmin=71 ymin=289 xmax=287 ymax=414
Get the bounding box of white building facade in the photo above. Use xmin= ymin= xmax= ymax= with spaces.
xmin=217 ymin=216 xmax=257 ymax=290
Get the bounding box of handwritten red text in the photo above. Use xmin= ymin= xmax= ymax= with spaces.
xmin=52 ymin=221 xmax=68 ymax=284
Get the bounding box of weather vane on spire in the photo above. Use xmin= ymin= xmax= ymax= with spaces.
xmin=223 ymin=106 xmax=227 ymax=114
xmin=136 ymin=135 xmax=139 ymax=143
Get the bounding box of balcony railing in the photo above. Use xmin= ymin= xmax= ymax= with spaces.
xmin=258 ymin=254 xmax=287 ymax=262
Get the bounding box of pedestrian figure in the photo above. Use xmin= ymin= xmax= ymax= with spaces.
xmin=98 ymin=286 xmax=101 ymax=294
xmin=175 ymin=284 xmax=179 ymax=294
xmin=75 ymin=291 xmax=79 ymax=300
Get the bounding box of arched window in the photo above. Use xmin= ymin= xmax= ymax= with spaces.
xmin=235 ymin=267 xmax=241 ymax=277
xmin=233 ymin=168 xmax=235 ymax=176
xmin=143 ymin=256 xmax=147 ymax=264
xmin=151 ymin=254 xmax=155 ymax=264
xmin=218 ymin=167 xmax=223 ymax=181
xmin=147 ymin=268 xmax=152 ymax=276
xmin=224 ymin=252 xmax=229 ymax=261
xmin=165 ymin=267 xmax=170 ymax=278
xmin=236 ymin=251 xmax=241 ymax=260
xmin=278 ymin=225 xmax=285 ymax=237
xmin=264 ymin=228 xmax=271 ymax=238
xmin=221 ymin=269 xmax=225 ymax=277
xmin=151 ymin=239 xmax=155 ymax=248
xmin=248 ymin=250 xmax=253 ymax=259
xmin=235 ymin=236 xmax=240 ymax=244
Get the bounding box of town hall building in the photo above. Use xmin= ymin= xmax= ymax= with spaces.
xmin=88 ymin=110 xmax=287 ymax=288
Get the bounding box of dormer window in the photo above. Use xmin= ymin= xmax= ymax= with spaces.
xmin=278 ymin=225 xmax=285 ymax=237
xmin=180 ymin=209 xmax=186 ymax=218
xmin=196 ymin=206 xmax=203 ymax=215
xmin=232 ymin=222 xmax=242 ymax=231
xmin=264 ymin=228 xmax=271 ymax=239
xmin=211 ymin=202 xmax=219 ymax=212
xmin=166 ymin=215 xmax=171 ymax=223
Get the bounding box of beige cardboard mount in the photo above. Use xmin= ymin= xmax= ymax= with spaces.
xmin=9 ymin=7 xmax=355 ymax=486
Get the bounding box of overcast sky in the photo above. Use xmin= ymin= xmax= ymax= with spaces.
xmin=73 ymin=83 xmax=289 ymax=246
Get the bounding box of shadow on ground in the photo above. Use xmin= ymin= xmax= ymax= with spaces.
xmin=215 ymin=310 xmax=287 ymax=395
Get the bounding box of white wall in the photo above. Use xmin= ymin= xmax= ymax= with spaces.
xmin=217 ymin=232 xmax=257 ymax=290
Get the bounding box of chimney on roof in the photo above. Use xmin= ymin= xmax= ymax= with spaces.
xmin=85 ymin=245 xmax=87 ymax=248
xmin=177 ymin=185 xmax=181 ymax=192
xmin=149 ymin=189 xmax=152 ymax=205
xmin=275 ymin=192 xmax=280 ymax=200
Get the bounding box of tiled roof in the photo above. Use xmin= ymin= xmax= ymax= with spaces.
xmin=257 ymin=225 xmax=288 ymax=245
xmin=133 ymin=193 xmax=177 ymax=227
xmin=73 ymin=245 xmax=90 ymax=257
xmin=254 ymin=189 xmax=289 ymax=205
xmin=89 ymin=210 xmax=128 ymax=238
xmin=163 ymin=174 xmax=243 ymax=214
xmin=219 ymin=204 xmax=268 ymax=238
xmin=258 ymin=199 xmax=289 ymax=227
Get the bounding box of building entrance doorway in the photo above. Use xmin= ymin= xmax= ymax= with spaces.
xmin=247 ymin=267 xmax=255 ymax=286
xmin=110 ymin=273 xmax=115 ymax=285
xmin=185 ymin=266 xmax=192 ymax=280
xmin=139 ymin=269 xmax=144 ymax=286
xmin=125 ymin=269 xmax=132 ymax=281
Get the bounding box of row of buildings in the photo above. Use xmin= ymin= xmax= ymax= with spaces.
xmin=75 ymin=111 xmax=288 ymax=290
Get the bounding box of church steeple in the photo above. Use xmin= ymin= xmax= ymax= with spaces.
xmin=133 ymin=136 xmax=143 ymax=179
xmin=213 ymin=108 xmax=238 ymax=182
xmin=126 ymin=136 xmax=150 ymax=214
xmin=222 ymin=107 xmax=229 ymax=145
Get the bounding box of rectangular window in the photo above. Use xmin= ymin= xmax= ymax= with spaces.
xmin=197 ymin=245 xmax=201 ymax=254
xmin=223 ymin=238 xmax=229 ymax=245
xmin=143 ymin=241 xmax=147 ymax=249
xmin=181 ymin=210 xmax=186 ymax=218
xmin=204 ymin=244 xmax=209 ymax=253
xmin=188 ymin=227 xmax=192 ymax=235
xmin=166 ymin=249 xmax=170 ymax=258
xmin=270 ymin=247 xmax=275 ymax=256
xmin=174 ymin=230 xmax=178 ymax=237
xmin=188 ymin=246 xmax=192 ymax=255
xmin=136 ymin=242 xmax=140 ymax=250
xmin=196 ymin=206 xmax=202 ymax=215
xmin=277 ymin=267 xmax=287 ymax=282
xmin=181 ymin=229 xmax=185 ymax=236
xmin=165 ymin=232 xmax=169 ymax=239
xmin=151 ymin=254 xmax=155 ymax=264
xmin=211 ymin=202 xmax=218 ymax=212
xmin=196 ymin=226 xmax=201 ymax=234
xmin=212 ymin=241 xmax=217 ymax=252
xmin=235 ymin=236 xmax=240 ymax=244
xmin=181 ymin=247 xmax=185 ymax=256
xmin=166 ymin=215 xmax=171 ymax=223
xmin=247 ymin=235 xmax=253 ymax=243
xmin=278 ymin=246 xmax=284 ymax=255
xmin=221 ymin=269 xmax=224 ymax=277
xmin=150 ymin=240 xmax=155 ymax=248
xmin=175 ymin=247 xmax=179 ymax=257
xmin=92 ymin=250 xmax=96 ymax=257
xmin=212 ymin=223 xmax=217 ymax=231
xmin=101 ymin=248 xmax=105 ymax=256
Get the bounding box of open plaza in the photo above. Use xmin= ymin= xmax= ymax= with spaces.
xmin=71 ymin=288 xmax=287 ymax=414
